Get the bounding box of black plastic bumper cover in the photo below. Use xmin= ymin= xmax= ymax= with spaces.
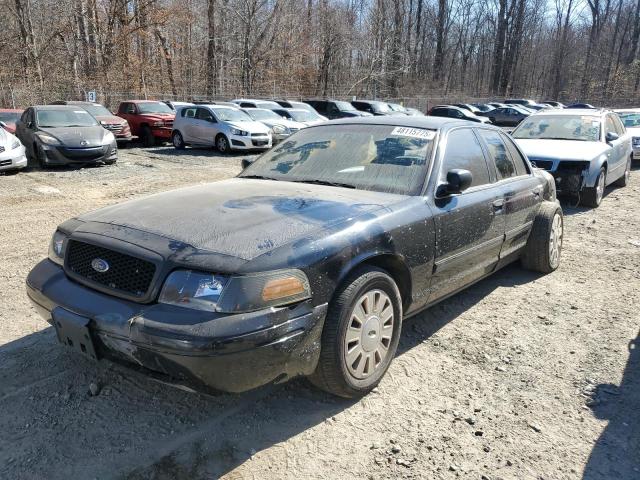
xmin=26 ymin=259 xmax=328 ymax=393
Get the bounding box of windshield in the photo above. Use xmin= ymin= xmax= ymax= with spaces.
xmin=36 ymin=109 xmax=98 ymax=127
xmin=0 ymin=112 xmax=20 ymax=123
xmin=213 ymin=108 xmax=252 ymax=122
xmin=512 ymin=115 xmax=601 ymax=142
xmin=288 ymin=110 xmax=321 ymax=122
xmin=618 ymin=113 xmax=640 ymax=128
xmin=80 ymin=104 xmax=112 ymax=117
xmin=335 ymin=101 xmax=357 ymax=112
xmin=239 ymin=124 xmax=435 ymax=195
xmin=137 ymin=102 xmax=174 ymax=114
xmin=246 ymin=109 xmax=282 ymax=121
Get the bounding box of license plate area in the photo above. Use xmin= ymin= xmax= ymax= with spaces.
xmin=52 ymin=307 xmax=98 ymax=360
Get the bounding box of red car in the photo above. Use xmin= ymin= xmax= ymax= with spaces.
xmin=0 ymin=109 xmax=25 ymax=134
xmin=51 ymin=101 xmax=133 ymax=144
xmin=116 ymin=100 xmax=175 ymax=147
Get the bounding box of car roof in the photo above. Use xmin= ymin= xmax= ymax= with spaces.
xmin=125 ymin=100 xmax=163 ymax=104
xmin=614 ymin=108 xmax=640 ymax=113
xmin=529 ymin=108 xmax=607 ymax=117
xmin=324 ymin=115 xmax=489 ymax=131
xmin=33 ymin=105 xmax=89 ymax=111
xmin=0 ymin=108 xmax=24 ymax=112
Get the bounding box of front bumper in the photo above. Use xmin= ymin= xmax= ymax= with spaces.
xmin=41 ymin=143 xmax=118 ymax=165
xmin=26 ymin=259 xmax=327 ymax=393
xmin=531 ymin=159 xmax=591 ymax=194
xmin=150 ymin=126 xmax=173 ymax=140
xmin=633 ymin=146 xmax=640 ymax=160
xmin=230 ymin=134 xmax=272 ymax=150
xmin=0 ymin=145 xmax=27 ymax=171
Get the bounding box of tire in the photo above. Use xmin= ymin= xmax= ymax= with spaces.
xmin=216 ymin=134 xmax=230 ymax=154
xmin=104 ymin=159 xmax=116 ymax=165
xmin=26 ymin=143 xmax=39 ymax=168
xmin=581 ymin=167 xmax=606 ymax=208
xmin=172 ymin=131 xmax=185 ymax=150
xmin=309 ymin=266 xmax=403 ymax=398
xmin=141 ymin=125 xmax=155 ymax=148
xmin=614 ymin=157 xmax=631 ymax=187
xmin=521 ymin=202 xmax=563 ymax=274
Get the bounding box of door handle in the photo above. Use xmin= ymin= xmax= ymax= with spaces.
xmin=492 ymin=199 xmax=505 ymax=211
xmin=532 ymin=188 xmax=541 ymax=197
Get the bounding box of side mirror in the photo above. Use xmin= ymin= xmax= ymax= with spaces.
xmin=27 ymin=121 xmax=34 ymax=129
xmin=241 ymin=158 xmax=254 ymax=169
xmin=440 ymin=169 xmax=473 ymax=196
xmin=605 ymin=131 xmax=619 ymax=143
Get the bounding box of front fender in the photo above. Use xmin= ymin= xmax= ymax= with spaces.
xmin=584 ymin=155 xmax=609 ymax=188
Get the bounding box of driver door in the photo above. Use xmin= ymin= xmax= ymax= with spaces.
xmin=194 ymin=107 xmax=217 ymax=145
xmin=427 ymin=127 xmax=506 ymax=303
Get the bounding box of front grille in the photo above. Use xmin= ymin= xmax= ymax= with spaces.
xmin=633 ymin=137 xmax=640 ymax=147
xmin=58 ymin=146 xmax=107 ymax=160
xmin=252 ymin=140 xmax=268 ymax=146
xmin=104 ymin=124 xmax=123 ymax=134
xmin=0 ymin=146 xmax=5 ymax=153
xmin=251 ymin=133 xmax=268 ymax=138
xmin=0 ymin=159 xmax=11 ymax=166
xmin=66 ymin=240 xmax=156 ymax=298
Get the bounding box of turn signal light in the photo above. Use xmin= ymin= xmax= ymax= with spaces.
xmin=262 ymin=276 xmax=306 ymax=301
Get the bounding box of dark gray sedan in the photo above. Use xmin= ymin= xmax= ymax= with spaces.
xmin=483 ymin=106 xmax=530 ymax=126
xmin=15 ymin=105 xmax=118 ymax=168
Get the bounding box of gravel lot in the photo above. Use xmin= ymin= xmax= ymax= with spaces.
xmin=1 ymin=146 xmax=639 ymax=480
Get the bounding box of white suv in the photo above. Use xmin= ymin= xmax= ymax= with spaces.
xmin=171 ymin=105 xmax=272 ymax=153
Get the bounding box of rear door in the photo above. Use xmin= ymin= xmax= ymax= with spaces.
xmin=477 ymin=129 xmax=541 ymax=261
xmin=179 ymin=107 xmax=198 ymax=142
xmin=16 ymin=108 xmax=35 ymax=156
xmin=428 ymin=127 xmax=506 ymax=303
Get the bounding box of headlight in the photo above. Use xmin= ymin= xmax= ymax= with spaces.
xmin=103 ymin=131 xmax=115 ymax=144
xmin=152 ymin=121 xmax=164 ymax=126
xmin=230 ymin=128 xmax=248 ymax=136
xmin=38 ymin=134 xmax=61 ymax=146
xmin=11 ymin=138 xmax=21 ymax=150
xmin=48 ymin=230 xmax=68 ymax=266
xmin=633 ymin=136 xmax=640 ymax=147
xmin=158 ymin=268 xmax=311 ymax=313
xmin=271 ymin=125 xmax=290 ymax=135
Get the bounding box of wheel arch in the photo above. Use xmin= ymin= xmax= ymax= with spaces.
xmin=333 ymin=253 xmax=413 ymax=313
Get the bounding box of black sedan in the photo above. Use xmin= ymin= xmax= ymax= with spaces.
xmin=15 ymin=105 xmax=118 ymax=167
xmin=26 ymin=117 xmax=562 ymax=398
xmin=481 ymin=106 xmax=530 ymax=126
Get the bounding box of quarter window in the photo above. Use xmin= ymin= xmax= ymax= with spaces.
xmin=441 ymin=128 xmax=491 ymax=187
xmin=182 ymin=107 xmax=197 ymax=118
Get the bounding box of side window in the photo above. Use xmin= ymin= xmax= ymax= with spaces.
xmin=126 ymin=104 xmax=137 ymax=114
xmin=478 ymin=130 xmax=516 ymax=180
xmin=441 ymin=128 xmax=491 ymax=188
xmin=20 ymin=109 xmax=30 ymax=123
xmin=182 ymin=107 xmax=197 ymax=118
xmin=612 ymin=115 xmax=625 ymax=135
xmin=605 ymin=115 xmax=617 ymax=135
xmin=328 ymin=103 xmax=339 ymax=114
xmin=196 ymin=108 xmax=214 ymax=122
xmin=431 ymin=108 xmax=445 ymax=117
xmin=501 ymin=133 xmax=529 ymax=176
xmin=313 ymin=102 xmax=325 ymax=114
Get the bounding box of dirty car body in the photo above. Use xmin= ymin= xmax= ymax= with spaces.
xmin=27 ymin=117 xmax=560 ymax=395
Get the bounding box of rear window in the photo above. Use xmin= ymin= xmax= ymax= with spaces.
xmin=240 ymin=124 xmax=436 ymax=195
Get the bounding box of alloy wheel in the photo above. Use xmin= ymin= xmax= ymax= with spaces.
xmin=596 ymin=172 xmax=605 ymax=204
xmin=343 ymin=289 xmax=394 ymax=380
xmin=549 ymin=212 xmax=563 ymax=269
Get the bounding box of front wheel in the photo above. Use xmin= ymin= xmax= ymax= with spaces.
xmin=141 ymin=125 xmax=155 ymax=148
xmin=581 ymin=167 xmax=605 ymax=207
xmin=172 ymin=131 xmax=185 ymax=150
xmin=521 ymin=202 xmax=563 ymax=273
xmin=309 ymin=266 xmax=402 ymax=398
xmin=216 ymin=134 xmax=230 ymax=154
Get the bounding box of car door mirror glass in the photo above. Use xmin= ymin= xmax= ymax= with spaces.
xmin=439 ymin=169 xmax=473 ymax=196
xmin=605 ymin=131 xmax=619 ymax=143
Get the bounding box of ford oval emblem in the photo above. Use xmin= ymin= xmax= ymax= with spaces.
xmin=91 ymin=258 xmax=109 ymax=273
xmin=81 ymin=140 xmax=88 ymax=146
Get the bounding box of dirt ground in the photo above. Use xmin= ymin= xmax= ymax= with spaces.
xmin=0 ymin=146 xmax=639 ymax=480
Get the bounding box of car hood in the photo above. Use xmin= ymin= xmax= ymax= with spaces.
xmin=514 ymin=138 xmax=609 ymax=161
xmin=94 ymin=114 xmax=127 ymax=125
xmin=76 ymin=178 xmax=405 ymax=261
xmin=226 ymin=120 xmax=271 ymax=134
xmin=0 ymin=128 xmax=19 ymax=146
xmin=39 ymin=126 xmax=113 ymax=147
xmin=626 ymin=126 xmax=640 ymax=137
xmin=138 ymin=113 xmax=175 ymax=122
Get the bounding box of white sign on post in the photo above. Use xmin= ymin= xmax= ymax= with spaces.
xmin=86 ymin=91 xmax=97 ymax=103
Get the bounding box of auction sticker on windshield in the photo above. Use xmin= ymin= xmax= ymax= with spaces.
xmin=390 ymin=127 xmax=436 ymax=140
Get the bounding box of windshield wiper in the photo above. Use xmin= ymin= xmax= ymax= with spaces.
xmin=240 ymin=174 xmax=280 ymax=181
xmin=291 ymin=179 xmax=357 ymax=189
xmin=542 ymin=137 xmax=589 ymax=141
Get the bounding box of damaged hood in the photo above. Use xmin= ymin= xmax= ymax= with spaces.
xmin=39 ymin=126 xmax=113 ymax=147
xmin=76 ymin=179 xmax=404 ymax=261
xmin=515 ymin=138 xmax=610 ymax=162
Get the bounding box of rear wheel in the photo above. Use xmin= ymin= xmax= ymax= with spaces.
xmin=309 ymin=266 xmax=402 ymax=398
xmin=216 ymin=134 xmax=230 ymax=154
xmin=521 ymin=202 xmax=563 ymax=273
xmin=614 ymin=157 xmax=631 ymax=187
xmin=581 ymin=167 xmax=606 ymax=208
xmin=172 ymin=131 xmax=185 ymax=150
xmin=141 ymin=125 xmax=155 ymax=148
